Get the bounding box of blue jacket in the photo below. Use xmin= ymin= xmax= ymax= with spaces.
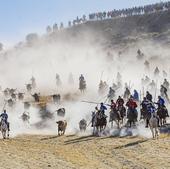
xmin=158 ymin=98 xmax=165 ymax=106
xmin=100 ymin=105 xmax=107 ymax=113
xmin=133 ymin=91 xmax=139 ymax=101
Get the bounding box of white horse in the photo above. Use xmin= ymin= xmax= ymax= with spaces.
xmin=0 ymin=118 xmax=9 ymax=139
xmin=149 ymin=113 xmax=159 ymax=139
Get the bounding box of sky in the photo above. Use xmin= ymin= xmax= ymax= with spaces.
xmin=0 ymin=0 xmax=168 ymax=46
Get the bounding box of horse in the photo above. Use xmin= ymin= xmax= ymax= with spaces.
xmin=109 ymin=109 xmax=122 ymax=129
xmin=117 ymin=105 xmax=126 ymax=124
xmin=127 ymin=108 xmax=138 ymax=127
xmin=0 ymin=118 xmax=9 ymax=139
xmin=79 ymin=119 xmax=87 ymax=132
xmin=95 ymin=112 xmax=107 ymax=133
xmin=149 ymin=113 xmax=159 ymax=139
xmin=79 ymin=80 xmax=86 ymax=93
xmin=140 ymin=108 xmax=151 ymax=127
xmin=56 ymin=120 xmax=67 ymax=136
xmin=157 ymin=107 xmax=169 ymax=126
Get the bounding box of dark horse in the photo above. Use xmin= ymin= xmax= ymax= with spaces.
xmin=140 ymin=108 xmax=151 ymax=127
xmin=157 ymin=107 xmax=169 ymax=126
xmin=109 ymin=108 xmax=121 ymax=129
xmin=127 ymin=108 xmax=138 ymax=127
xmin=95 ymin=112 xmax=107 ymax=132
xmin=79 ymin=79 xmax=86 ymax=93
xmin=117 ymin=106 xmax=126 ymax=124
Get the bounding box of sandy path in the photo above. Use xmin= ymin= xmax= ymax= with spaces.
xmin=0 ymin=134 xmax=169 ymax=169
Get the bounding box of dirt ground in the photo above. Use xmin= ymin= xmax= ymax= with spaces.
xmin=0 ymin=134 xmax=169 ymax=169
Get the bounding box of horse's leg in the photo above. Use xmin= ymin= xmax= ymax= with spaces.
xmin=3 ymin=131 xmax=6 ymax=139
xmin=93 ymin=126 xmax=95 ymax=135
xmin=156 ymin=128 xmax=159 ymax=139
xmin=111 ymin=121 xmax=113 ymax=129
xmin=129 ymin=121 xmax=131 ymax=128
xmin=121 ymin=118 xmax=123 ymax=125
xmin=155 ymin=128 xmax=158 ymax=139
xmin=160 ymin=118 xmax=162 ymax=126
xmin=151 ymin=128 xmax=154 ymax=139
xmin=164 ymin=118 xmax=166 ymax=124
xmin=118 ymin=120 xmax=120 ymax=129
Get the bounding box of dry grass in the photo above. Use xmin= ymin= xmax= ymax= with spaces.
xmin=0 ymin=134 xmax=169 ymax=169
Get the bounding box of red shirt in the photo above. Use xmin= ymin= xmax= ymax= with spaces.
xmin=126 ymin=100 xmax=137 ymax=109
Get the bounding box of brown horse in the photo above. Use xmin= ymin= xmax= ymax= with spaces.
xmin=109 ymin=109 xmax=122 ymax=129
xmin=157 ymin=107 xmax=169 ymax=126
xmin=95 ymin=112 xmax=107 ymax=132
xmin=127 ymin=108 xmax=138 ymax=128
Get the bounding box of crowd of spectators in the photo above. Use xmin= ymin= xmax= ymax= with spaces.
xmin=46 ymin=1 xmax=170 ymax=33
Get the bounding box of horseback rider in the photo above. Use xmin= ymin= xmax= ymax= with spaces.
xmin=124 ymin=87 xmax=131 ymax=99
xmin=146 ymin=91 xmax=153 ymax=102
xmin=163 ymin=70 xmax=167 ymax=78
xmin=149 ymin=80 xmax=156 ymax=90
xmin=100 ymin=103 xmax=107 ymax=118
xmin=116 ymin=72 xmax=122 ymax=84
xmin=108 ymin=87 xmax=115 ymax=100
xmin=145 ymin=101 xmax=157 ymax=127
xmin=79 ymin=74 xmax=86 ymax=91
xmin=79 ymin=74 xmax=85 ymax=81
xmin=0 ymin=110 xmax=10 ymax=131
xmin=110 ymin=99 xmax=116 ymax=111
xmin=56 ymin=73 xmax=62 ymax=86
xmin=163 ymin=79 xmax=169 ymax=90
xmin=91 ymin=107 xmax=98 ymax=127
xmin=144 ymin=60 xmax=150 ymax=70
xmin=155 ymin=95 xmax=169 ymax=116
xmin=154 ymin=67 xmax=160 ymax=76
xmin=98 ymin=80 xmax=105 ymax=94
xmin=110 ymin=99 xmax=121 ymax=121
xmin=160 ymin=85 xmax=168 ymax=99
xmin=116 ymin=96 xmax=124 ymax=108
xmin=126 ymin=96 xmax=138 ymax=121
xmin=133 ymin=90 xmax=139 ymax=102
xmin=31 ymin=76 xmax=36 ymax=88
xmin=156 ymin=96 xmax=165 ymax=109
xmin=140 ymin=97 xmax=149 ymax=119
